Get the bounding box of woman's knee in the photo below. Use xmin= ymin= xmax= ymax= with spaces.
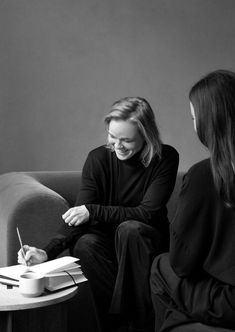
xmin=150 ymin=252 xmax=179 ymax=300
xmin=72 ymin=233 xmax=98 ymax=259
xmin=116 ymin=220 xmax=143 ymax=240
xmin=150 ymin=253 xmax=169 ymax=293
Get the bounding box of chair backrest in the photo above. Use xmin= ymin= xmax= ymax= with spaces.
xmin=26 ymin=171 xmax=82 ymax=207
xmin=26 ymin=170 xmax=184 ymax=222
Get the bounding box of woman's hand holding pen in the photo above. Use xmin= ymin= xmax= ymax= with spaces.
xmin=17 ymin=245 xmax=48 ymax=266
xmin=62 ymin=205 xmax=90 ymax=227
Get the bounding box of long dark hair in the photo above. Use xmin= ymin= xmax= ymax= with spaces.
xmin=104 ymin=97 xmax=162 ymax=167
xmin=189 ymin=69 xmax=235 ymax=207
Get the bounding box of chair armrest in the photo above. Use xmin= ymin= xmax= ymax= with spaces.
xmin=0 ymin=172 xmax=69 ymax=267
xmin=25 ymin=171 xmax=82 ymax=207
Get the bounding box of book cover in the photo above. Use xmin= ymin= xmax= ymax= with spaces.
xmin=45 ymin=270 xmax=87 ymax=291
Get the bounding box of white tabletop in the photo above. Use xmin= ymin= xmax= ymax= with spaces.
xmin=0 ymin=285 xmax=78 ymax=311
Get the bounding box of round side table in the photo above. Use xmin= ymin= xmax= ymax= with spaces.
xmin=0 ymin=285 xmax=78 ymax=332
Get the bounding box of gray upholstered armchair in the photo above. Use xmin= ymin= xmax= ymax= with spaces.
xmin=0 ymin=171 xmax=232 ymax=332
xmin=0 ymin=171 xmax=97 ymax=332
xmin=0 ymin=171 xmax=81 ymax=267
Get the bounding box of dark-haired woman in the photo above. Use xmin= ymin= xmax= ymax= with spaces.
xmin=150 ymin=70 xmax=235 ymax=331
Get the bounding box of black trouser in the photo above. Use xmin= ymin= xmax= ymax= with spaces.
xmin=70 ymin=220 xmax=168 ymax=332
xmin=150 ymin=253 xmax=235 ymax=332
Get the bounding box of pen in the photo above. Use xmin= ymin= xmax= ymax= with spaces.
xmin=16 ymin=227 xmax=28 ymax=266
xmin=0 ymin=282 xmax=19 ymax=289
xmin=0 ymin=281 xmax=19 ymax=288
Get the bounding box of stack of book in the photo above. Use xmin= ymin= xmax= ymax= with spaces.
xmin=0 ymin=256 xmax=87 ymax=291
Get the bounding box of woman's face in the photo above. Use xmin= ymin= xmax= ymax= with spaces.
xmin=190 ymin=102 xmax=197 ymax=132
xmin=108 ymin=119 xmax=145 ymax=161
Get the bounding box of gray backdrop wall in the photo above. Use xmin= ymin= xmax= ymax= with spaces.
xmin=1 ymin=0 xmax=235 ymax=173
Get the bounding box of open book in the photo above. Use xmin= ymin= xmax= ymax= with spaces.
xmin=0 ymin=256 xmax=87 ymax=291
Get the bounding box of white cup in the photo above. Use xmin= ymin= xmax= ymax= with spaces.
xmin=19 ymin=272 xmax=45 ymax=297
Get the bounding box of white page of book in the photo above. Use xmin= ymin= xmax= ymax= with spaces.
xmin=30 ymin=256 xmax=79 ymax=275
xmin=0 ymin=256 xmax=80 ymax=280
xmin=0 ymin=264 xmax=27 ymax=280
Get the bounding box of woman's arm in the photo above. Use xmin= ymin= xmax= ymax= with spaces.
xmin=78 ymin=146 xmax=179 ymax=227
xmin=169 ymin=163 xmax=212 ymax=277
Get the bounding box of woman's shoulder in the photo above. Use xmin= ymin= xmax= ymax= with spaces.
xmin=159 ymin=144 xmax=179 ymax=165
xmin=187 ymin=158 xmax=211 ymax=176
xmin=162 ymin=144 xmax=179 ymax=156
xmin=88 ymin=145 xmax=109 ymax=157
xmin=161 ymin=144 xmax=179 ymax=160
xmin=183 ymin=159 xmax=213 ymax=190
xmin=86 ymin=145 xmax=111 ymax=164
xmin=83 ymin=146 xmax=110 ymax=175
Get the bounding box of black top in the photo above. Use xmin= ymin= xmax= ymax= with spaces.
xmin=44 ymin=144 xmax=179 ymax=258
xmin=170 ymin=158 xmax=235 ymax=286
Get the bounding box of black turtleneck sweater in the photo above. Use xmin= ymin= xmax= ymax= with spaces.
xmin=44 ymin=144 xmax=179 ymax=259
xmin=170 ymin=158 xmax=235 ymax=286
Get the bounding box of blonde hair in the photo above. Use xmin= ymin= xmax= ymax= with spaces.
xmin=104 ymin=97 xmax=162 ymax=167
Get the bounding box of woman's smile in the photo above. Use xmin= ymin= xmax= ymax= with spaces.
xmin=108 ymin=119 xmax=144 ymax=161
